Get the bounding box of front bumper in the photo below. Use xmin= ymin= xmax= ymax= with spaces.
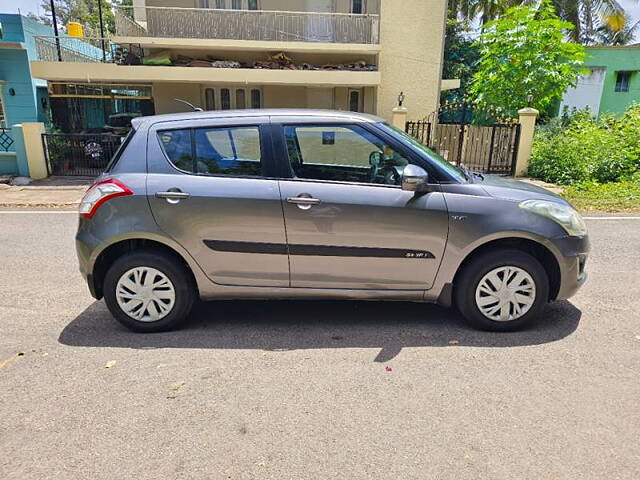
xmin=551 ymin=234 xmax=589 ymax=300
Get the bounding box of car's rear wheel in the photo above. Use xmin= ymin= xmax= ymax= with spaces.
xmin=454 ymin=249 xmax=549 ymax=332
xmin=103 ymin=250 xmax=195 ymax=332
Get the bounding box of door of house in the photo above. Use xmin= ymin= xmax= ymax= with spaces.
xmin=305 ymin=0 xmax=335 ymax=42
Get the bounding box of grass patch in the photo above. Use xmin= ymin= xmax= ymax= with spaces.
xmin=562 ymin=181 xmax=640 ymax=213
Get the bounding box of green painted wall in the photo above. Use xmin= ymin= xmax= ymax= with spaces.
xmin=585 ymin=47 xmax=640 ymax=115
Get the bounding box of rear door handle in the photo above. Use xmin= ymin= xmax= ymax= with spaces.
xmin=156 ymin=190 xmax=190 ymax=204
xmin=286 ymin=196 xmax=321 ymax=206
xmin=156 ymin=191 xmax=190 ymax=199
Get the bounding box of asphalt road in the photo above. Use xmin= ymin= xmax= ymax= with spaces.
xmin=1 ymin=211 xmax=639 ymax=479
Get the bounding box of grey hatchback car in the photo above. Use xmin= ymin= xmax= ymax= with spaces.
xmin=76 ymin=109 xmax=588 ymax=332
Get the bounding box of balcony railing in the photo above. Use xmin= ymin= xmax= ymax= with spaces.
xmin=115 ymin=6 xmax=380 ymax=44
xmin=34 ymin=36 xmax=143 ymax=64
xmin=33 ymin=35 xmax=379 ymax=74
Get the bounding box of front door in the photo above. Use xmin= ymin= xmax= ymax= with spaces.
xmin=146 ymin=117 xmax=289 ymax=287
xmin=276 ymin=123 xmax=449 ymax=290
xmin=305 ymin=0 xmax=335 ymax=42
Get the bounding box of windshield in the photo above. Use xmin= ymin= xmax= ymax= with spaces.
xmin=380 ymin=123 xmax=468 ymax=183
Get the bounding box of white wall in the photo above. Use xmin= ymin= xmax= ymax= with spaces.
xmin=560 ymin=67 xmax=606 ymax=116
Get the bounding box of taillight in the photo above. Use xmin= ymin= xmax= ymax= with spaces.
xmin=79 ymin=179 xmax=133 ymax=219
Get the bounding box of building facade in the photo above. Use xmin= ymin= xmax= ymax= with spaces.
xmin=30 ymin=0 xmax=455 ymax=129
xmin=560 ymin=46 xmax=640 ymax=116
xmin=0 ymin=14 xmax=52 ymax=173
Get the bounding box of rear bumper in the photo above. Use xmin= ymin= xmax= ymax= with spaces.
xmin=76 ymin=236 xmax=102 ymax=299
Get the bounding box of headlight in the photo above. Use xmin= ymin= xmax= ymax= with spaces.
xmin=519 ymin=199 xmax=587 ymax=237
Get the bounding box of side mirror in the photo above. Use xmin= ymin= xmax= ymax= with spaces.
xmin=401 ymin=164 xmax=430 ymax=192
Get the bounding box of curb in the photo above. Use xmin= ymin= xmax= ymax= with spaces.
xmin=0 ymin=203 xmax=79 ymax=209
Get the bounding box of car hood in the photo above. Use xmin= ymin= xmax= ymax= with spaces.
xmin=477 ymin=175 xmax=569 ymax=205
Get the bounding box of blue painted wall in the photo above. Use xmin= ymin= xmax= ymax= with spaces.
xmin=0 ymin=14 xmax=52 ymax=174
xmin=0 ymin=14 xmax=52 ymax=137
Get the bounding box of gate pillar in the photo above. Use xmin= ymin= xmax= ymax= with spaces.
xmin=514 ymin=108 xmax=539 ymax=177
xmin=391 ymin=106 xmax=408 ymax=130
xmin=12 ymin=123 xmax=48 ymax=180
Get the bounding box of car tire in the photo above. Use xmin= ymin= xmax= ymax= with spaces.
xmin=103 ymin=250 xmax=195 ymax=333
xmin=454 ymin=249 xmax=549 ymax=332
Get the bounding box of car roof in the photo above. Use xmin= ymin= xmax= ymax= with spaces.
xmin=131 ymin=109 xmax=384 ymax=129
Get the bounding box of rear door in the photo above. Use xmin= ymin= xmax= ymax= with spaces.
xmin=274 ymin=121 xmax=449 ymax=290
xmin=146 ymin=116 xmax=289 ymax=287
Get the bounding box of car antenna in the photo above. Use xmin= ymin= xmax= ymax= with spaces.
xmin=174 ymin=98 xmax=203 ymax=112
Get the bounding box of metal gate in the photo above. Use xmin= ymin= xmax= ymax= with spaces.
xmin=405 ymin=102 xmax=521 ymax=175
xmin=42 ymin=133 xmax=125 ymax=176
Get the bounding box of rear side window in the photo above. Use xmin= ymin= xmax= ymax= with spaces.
xmin=158 ymin=126 xmax=262 ymax=176
xmin=104 ymin=128 xmax=135 ymax=173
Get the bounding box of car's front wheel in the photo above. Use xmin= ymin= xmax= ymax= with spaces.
xmin=454 ymin=249 xmax=549 ymax=332
xmin=103 ymin=250 xmax=195 ymax=332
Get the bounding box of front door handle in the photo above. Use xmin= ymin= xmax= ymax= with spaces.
xmin=286 ymin=196 xmax=321 ymax=206
xmin=156 ymin=189 xmax=190 ymax=204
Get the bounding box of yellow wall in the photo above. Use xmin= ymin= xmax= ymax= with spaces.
xmin=377 ymin=0 xmax=446 ymax=120
xmin=151 ymin=83 xmax=376 ymax=114
xmin=306 ymin=87 xmax=335 ymax=109
xmin=153 ymin=82 xmax=202 ymax=113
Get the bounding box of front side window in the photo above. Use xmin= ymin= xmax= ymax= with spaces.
xmin=380 ymin=123 xmax=467 ymax=183
xmin=284 ymin=124 xmax=411 ymax=186
xmin=158 ymin=126 xmax=262 ymax=176
xmin=615 ymin=71 xmax=631 ymax=92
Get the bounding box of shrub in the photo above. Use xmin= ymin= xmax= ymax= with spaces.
xmin=528 ymin=106 xmax=639 ymax=184
xmin=563 ymin=181 xmax=640 ymax=212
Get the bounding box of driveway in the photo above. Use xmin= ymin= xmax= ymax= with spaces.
xmin=0 ymin=211 xmax=638 ymax=479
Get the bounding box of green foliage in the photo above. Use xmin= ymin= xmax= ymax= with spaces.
xmin=441 ymin=19 xmax=480 ymax=104
xmin=27 ymin=0 xmax=119 ymax=36
xmin=449 ymin=0 xmax=635 ymax=46
xmin=529 ymin=105 xmax=640 ymax=185
xmin=563 ymin=181 xmax=640 ymax=212
xmin=469 ymin=2 xmax=586 ymax=116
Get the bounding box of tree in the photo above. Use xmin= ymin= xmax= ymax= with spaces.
xmin=595 ymin=12 xmax=640 ymax=45
xmin=27 ymin=0 xmax=116 ymax=37
xmin=441 ymin=18 xmax=481 ymax=104
xmin=449 ymin=0 xmax=636 ymax=45
xmin=550 ymin=0 xmax=633 ymax=44
xmin=469 ymin=1 xmax=586 ymax=116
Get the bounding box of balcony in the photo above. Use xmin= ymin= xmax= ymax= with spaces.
xmin=31 ymin=36 xmax=381 ymax=87
xmin=114 ymin=6 xmax=380 ymax=45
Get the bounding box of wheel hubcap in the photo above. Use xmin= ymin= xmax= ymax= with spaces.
xmin=115 ymin=267 xmax=175 ymax=322
xmin=475 ymin=266 xmax=536 ymax=322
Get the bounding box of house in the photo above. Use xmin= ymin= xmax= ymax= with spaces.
xmin=560 ymin=45 xmax=640 ymax=116
xmin=29 ymin=0 xmax=457 ymax=132
xmin=0 ymin=14 xmax=52 ymax=174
